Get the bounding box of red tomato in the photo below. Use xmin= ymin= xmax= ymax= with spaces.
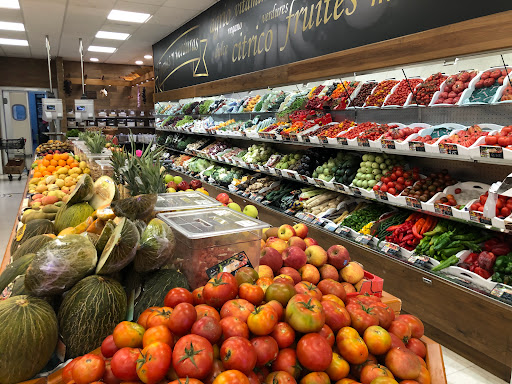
xmin=322 ymin=300 xmax=351 ymax=332
xmin=146 ymin=307 xmax=173 ymax=328
xmin=251 ymin=336 xmax=279 ymax=366
xmin=265 ymin=371 xmax=297 ymax=384
xmin=196 ymin=304 xmax=221 ymax=321
xmin=285 ymin=294 xmax=325 ymax=333
xmin=137 ymin=307 xmax=159 ymax=329
xmin=325 ymin=352 xmax=350 ymax=381
xmin=501 ymin=207 xmax=511 ymax=217
xmin=113 ymin=321 xmax=145 ymax=348
xmin=239 ymin=283 xmax=265 ymax=305
xmin=62 ymin=357 xmax=81 ymax=384
xmin=317 ymin=279 xmax=347 ymax=301
xmin=294 ymin=282 xmax=322 ymax=300
xmin=384 ymin=347 xmax=422 ymax=380
xmin=111 ymin=347 xmax=141 ymax=381
xmin=485 ymin=135 xmax=498 ymax=145
xmin=172 ymin=334 xmax=214 ymax=379
xmin=168 ymin=302 xmax=196 ymax=335
xmin=406 ymin=337 xmax=427 ymax=358
xmin=203 ymin=359 xmax=225 ymax=384
xmin=388 ymin=320 xmax=412 ymax=343
xmin=191 ymin=315 xmax=222 ymax=345
xmin=72 ymin=354 xmax=105 ymax=384
xmin=396 ymin=315 xmax=424 ymax=339
xmin=103 ymin=360 xmax=121 ymax=384
xmin=265 ymin=300 xmax=284 ymax=321
xmin=256 ymin=277 xmax=274 ymax=293
xmin=203 ymin=272 xmax=239 ymax=308
xmin=336 ymin=327 xmax=369 ymax=365
xmin=169 ymin=379 xmax=204 ymax=384
xmin=220 ymin=316 xmax=250 ymax=339
xmin=296 ymin=333 xmax=332 ymax=371
xmin=220 ymin=299 xmax=255 ymax=322
xmin=300 ymin=372 xmax=330 ymax=384
xmin=136 ymin=342 xmax=172 ymax=384
xmin=272 ymin=349 xmax=301 ymax=378
xmin=360 ymin=363 xmax=395 ymax=384
xmin=363 ymin=325 xmax=392 ymax=356
xmin=247 ymin=305 xmax=278 ymax=335
xmin=221 ymin=336 xmax=257 ymax=374
xmin=247 ymin=371 xmax=261 ymax=384
xmin=100 ymin=335 xmax=119 ymax=358
xmin=271 ymin=322 xmax=295 ymax=349
xmin=213 ymin=370 xmax=250 ymax=384
xmin=322 ymin=294 xmax=345 ymax=307
xmin=164 ymin=287 xmax=194 ymax=308
xmin=193 ymin=286 xmax=206 ymax=305
xmin=142 ymin=325 xmax=174 ymax=348
xmin=318 ymin=324 xmax=335 ymax=347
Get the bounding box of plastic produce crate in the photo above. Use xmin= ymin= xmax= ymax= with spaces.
xmin=157 ymin=207 xmax=268 ymax=289
xmin=154 ymin=191 xmax=223 ymax=212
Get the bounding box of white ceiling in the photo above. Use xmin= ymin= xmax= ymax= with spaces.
xmin=0 ymin=0 xmax=217 ymax=64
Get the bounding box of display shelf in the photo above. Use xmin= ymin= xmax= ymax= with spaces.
xmin=164 ymin=146 xmax=511 ymax=234
xmin=96 ymin=116 xmax=155 ymax=119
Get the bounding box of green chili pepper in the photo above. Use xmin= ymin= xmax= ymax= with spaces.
xmin=431 ymin=255 xmax=459 ymax=271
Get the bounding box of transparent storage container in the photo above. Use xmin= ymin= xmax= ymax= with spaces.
xmin=154 ymin=191 xmax=223 ymax=212
xmin=90 ymin=159 xmax=114 ymax=180
xmin=157 ymin=207 xmax=268 ymax=289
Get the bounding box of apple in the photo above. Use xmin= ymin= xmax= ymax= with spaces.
xmin=305 ymin=245 xmax=328 ymax=267
xmin=243 ymin=205 xmax=259 ymax=218
xmin=340 ymin=262 xmax=365 ymax=284
xmin=293 ymin=223 xmax=308 ymax=239
xmin=257 ymin=265 xmax=274 ymax=279
xmin=216 ymin=193 xmax=230 ymax=204
xmin=277 ymin=225 xmax=296 ymax=241
xmin=190 ymin=179 xmax=202 ymax=190
xmin=340 ymin=282 xmax=356 ymax=294
xmin=355 ymin=279 xmax=368 ymax=292
xmin=304 ymin=238 xmax=318 ymax=247
xmin=281 ymin=246 xmax=307 ymax=269
xmin=298 ymin=264 xmax=320 ymax=285
xmin=319 ymin=264 xmax=339 ymax=281
xmin=166 ymin=181 xmax=177 ymax=189
xmin=287 ymin=236 xmax=306 ymax=251
xmin=260 ymin=247 xmax=283 ymax=274
xmin=164 ymin=174 xmax=173 ymax=183
xmin=166 ymin=187 xmax=177 ymax=193
xmin=178 ymin=181 xmax=190 ymax=191
xmin=266 ymin=237 xmax=288 ymax=254
xmin=227 ymin=202 xmax=242 ymax=212
xmin=274 ymin=274 xmax=294 ymax=285
xmin=278 ymin=267 xmax=302 ymax=284
xmin=327 ymin=245 xmax=351 ymax=270
xmin=173 ymin=176 xmax=183 ymax=184
xmin=264 ymin=227 xmax=279 ymax=240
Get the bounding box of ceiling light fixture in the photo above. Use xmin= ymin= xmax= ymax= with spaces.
xmin=144 ymin=55 xmax=152 ymax=59
xmin=88 ymin=45 xmax=116 ymax=53
xmin=108 ymin=10 xmax=151 ymax=23
xmin=0 ymin=21 xmax=24 ymax=31
xmin=0 ymin=0 xmax=20 ymax=9
xmin=90 ymin=58 xmax=99 ymax=62
xmin=135 ymin=60 xmax=143 ymax=65
xmin=0 ymin=37 xmax=28 ymax=46
xmin=96 ymin=31 xmax=130 ymax=40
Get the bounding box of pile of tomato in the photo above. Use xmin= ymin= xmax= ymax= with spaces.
xmin=318 ymin=120 xmax=356 ymax=138
xmin=364 ymin=80 xmax=399 ymax=107
xmin=381 ymin=126 xmax=423 ymax=142
xmin=438 ymin=125 xmax=488 ymax=147
xmin=340 ymin=122 xmax=379 ymax=140
xmin=411 ymin=73 xmax=447 ymax=106
xmin=358 ymin=124 xmax=400 ymax=141
xmin=62 ymin=259 xmax=432 ymax=384
xmin=383 ymin=79 xmax=423 ymax=107
xmin=483 ymin=126 xmax=512 ymax=147
xmin=470 ymin=192 xmax=512 ymax=218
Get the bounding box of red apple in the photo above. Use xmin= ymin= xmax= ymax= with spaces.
xmin=190 ymin=179 xmax=202 ymax=190
xmin=340 ymin=262 xmax=365 ymax=284
xmin=340 ymin=282 xmax=356 ymax=294
xmin=319 ymin=264 xmax=339 ymax=281
xmin=277 ymin=225 xmax=296 ymax=241
xmin=266 ymin=237 xmax=288 ymax=254
xmin=216 ymin=193 xmax=230 ymax=204
xmin=278 ymin=267 xmax=302 ymax=284
xmin=298 ymin=264 xmax=320 ymax=285
xmin=304 ymin=237 xmax=318 ymax=247
xmin=281 ymin=246 xmax=307 ymax=270
xmin=327 ymin=245 xmax=351 ymax=270
xmin=166 ymin=181 xmax=178 ymax=190
xmin=260 ymin=247 xmax=283 ymax=274
xmin=305 ymin=245 xmax=328 ymax=267
xmin=287 ymin=236 xmax=306 ymax=251
xmin=293 ymin=223 xmax=308 ymax=239
xmin=178 ymin=181 xmax=190 ymax=191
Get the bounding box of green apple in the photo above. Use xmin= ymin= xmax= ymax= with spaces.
xmin=173 ymin=176 xmax=183 ymax=184
xmin=228 ymin=202 xmax=242 ymax=212
xmin=243 ymin=205 xmax=259 ymax=218
xmin=164 ymin=174 xmax=173 ymax=183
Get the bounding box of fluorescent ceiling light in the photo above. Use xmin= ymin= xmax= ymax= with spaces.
xmin=135 ymin=60 xmax=143 ymax=65
xmin=88 ymin=45 xmax=116 ymax=53
xmin=96 ymin=31 xmax=130 ymax=40
xmin=0 ymin=37 xmax=28 ymax=46
xmin=0 ymin=0 xmax=20 ymax=9
xmin=108 ymin=10 xmax=151 ymax=23
xmin=0 ymin=21 xmax=24 ymax=31
xmin=90 ymin=58 xmax=99 ymax=62
xmin=144 ymin=55 xmax=152 ymax=59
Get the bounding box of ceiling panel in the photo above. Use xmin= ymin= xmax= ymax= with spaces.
xmin=98 ymin=21 xmax=139 ymax=34
xmin=163 ymin=0 xmax=216 ymax=11
xmin=67 ymin=0 xmax=116 ymax=8
xmin=150 ymin=6 xmax=198 ymax=27
xmin=111 ymin=0 xmax=160 ymax=14
xmin=1 ymin=45 xmax=31 ymax=57
xmin=0 ymin=9 xmax=24 ymax=22
xmin=120 ymin=0 xmax=167 ymax=5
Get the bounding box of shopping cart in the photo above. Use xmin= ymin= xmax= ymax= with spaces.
xmin=0 ymin=138 xmax=27 ymax=181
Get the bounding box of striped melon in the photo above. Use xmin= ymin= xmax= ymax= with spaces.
xmin=96 ymin=220 xmax=115 ymax=253
xmin=12 ymin=234 xmax=53 ymax=261
xmin=58 ymin=275 xmax=127 ymax=358
xmin=54 ymin=202 xmax=95 ymax=234
xmin=0 ymin=295 xmax=58 ymax=384
xmin=10 ymin=219 xmax=55 ymax=255
xmin=134 ymin=219 xmax=176 ymax=273
xmin=111 ymin=194 xmax=157 ymax=221
xmin=67 ymin=174 xmax=94 ymax=206
xmin=25 ymin=234 xmax=97 ymax=296
xmin=0 ymin=253 xmax=35 ymax=293
xmin=96 ymin=217 xmax=140 ymax=275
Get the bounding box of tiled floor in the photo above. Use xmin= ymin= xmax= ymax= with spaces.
xmin=0 ymin=175 xmax=509 ymax=384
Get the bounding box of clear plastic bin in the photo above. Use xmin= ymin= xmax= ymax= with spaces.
xmin=90 ymin=159 xmax=114 ymax=180
xmin=157 ymin=207 xmax=268 ymax=289
xmin=154 ymin=191 xmax=223 ymax=212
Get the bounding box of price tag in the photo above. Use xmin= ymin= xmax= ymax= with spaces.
xmin=298 ymin=175 xmax=308 ymax=183
xmin=303 ymin=213 xmax=317 ymax=223
xmin=491 ymin=283 xmax=512 ymax=301
xmin=323 ymin=221 xmax=338 ymax=232
xmin=284 ymin=208 xmax=296 ymax=215
xmin=381 ymin=139 xmax=396 ymax=150
xmin=337 ymin=137 xmax=348 ymax=145
xmin=408 ymin=141 xmax=426 ymax=152
xmin=249 ymin=193 xmax=258 ymax=200
xmin=275 ymin=169 xmax=283 ymax=177
xmin=281 ymin=170 xmax=292 ymax=179
xmin=254 ymin=195 xmax=264 ymax=202
xmin=357 ymin=138 xmax=370 ymax=147
xmin=407 ymin=255 xmax=431 ymax=267
xmin=282 ymin=135 xmax=290 ymax=142
xmin=434 ymin=203 xmax=453 ymax=216
xmin=241 ymin=131 xmax=247 ymax=137
xmin=480 ymin=145 xmax=504 ymax=159
xmin=312 ymin=217 xmax=324 ymax=226
xmin=374 ymin=189 xmax=388 ymax=201
xmin=355 ymin=234 xmax=373 ymax=244
xmin=469 ymin=211 xmax=492 ymax=225
xmin=314 ymin=178 xmax=326 ymax=187
xmin=303 ymin=136 xmax=310 ymax=143
xmin=295 ymin=212 xmax=306 ymax=220
xmin=333 ymin=182 xmax=345 ymax=192
xmin=206 ymin=251 xmax=253 ymax=279
xmin=438 ymin=143 xmax=458 ymax=155
xmin=258 ymin=132 xmax=266 ymax=138
xmin=262 ymin=200 xmax=271 ymax=205
xmin=320 ymin=136 xmax=329 ymax=144
xmin=242 ymin=191 xmax=251 ymax=198
xmin=290 ymin=135 xmax=299 ymax=142
xmin=349 ymin=186 xmax=362 ymax=196
xmin=380 ymin=242 xmax=401 ymax=256
xmin=405 ymin=197 xmax=422 ymax=209
xmin=336 ymin=226 xmax=352 ymax=236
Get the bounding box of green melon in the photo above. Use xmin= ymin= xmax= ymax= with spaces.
xmin=96 ymin=220 xmax=115 ymax=253
xmin=58 ymin=275 xmax=127 ymax=358
xmin=10 ymin=219 xmax=55 ymax=255
xmin=134 ymin=219 xmax=176 ymax=273
xmin=25 ymin=234 xmax=98 ymax=296
xmin=96 ymin=218 xmax=140 ymax=275
xmin=12 ymin=234 xmax=53 ymax=261
xmin=89 ymin=176 xmax=117 ymax=210
xmin=134 ymin=269 xmax=189 ymax=319
xmin=54 ymin=202 xmax=95 ymax=233
xmin=11 ymin=275 xmax=29 ymax=296
xmin=111 ymin=194 xmax=157 ymax=221
xmin=67 ymin=174 xmax=94 ymax=206
xmin=0 ymin=295 xmax=58 ymax=384
xmin=0 ymin=253 xmax=35 ymax=293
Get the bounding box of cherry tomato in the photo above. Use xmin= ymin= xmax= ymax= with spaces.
xmin=247 ymin=305 xmax=278 ymax=335
xmin=136 ymin=341 xmax=172 ymax=384
xmin=164 ymin=287 xmax=194 ymax=308
xmin=203 ymin=272 xmax=239 ymax=308
xmin=113 ymin=321 xmax=145 ymax=348
xmin=142 ymin=325 xmax=174 ymax=348
xmin=221 ymin=336 xmax=257 ymax=374
xmin=172 ymin=334 xmax=214 ymax=379
xmin=111 ymin=347 xmax=141 ymax=381
xmin=72 ymin=354 xmax=105 ymax=384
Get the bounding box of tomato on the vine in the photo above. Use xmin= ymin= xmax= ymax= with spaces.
xmin=247 ymin=305 xmax=278 ymax=335
xmin=172 ymin=334 xmax=214 ymax=379
xmin=203 ymin=272 xmax=239 ymax=308
xmin=136 ymin=341 xmax=172 ymax=384
xmin=72 ymin=354 xmax=105 ymax=384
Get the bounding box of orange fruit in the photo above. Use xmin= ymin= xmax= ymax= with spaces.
xmin=42 ymin=171 xmax=51 ymax=176
xmin=34 ymin=171 xmax=42 ymax=178
xmin=58 ymin=159 xmax=66 ymax=167
xmin=61 ymin=153 xmax=69 ymax=161
xmin=56 ymin=166 xmax=62 ymax=170
xmin=47 ymin=165 xmax=56 ymax=173
xmin=39 ymin=165 xmax=47 ymax=172
xmin=67 ymin=158 xmax=74 ymax=165
xmin=53 ymin=154 xmax=61 ymax=161
xmin=42 ymin=159 xmax=50 ymax=167
xmin=50 ymin=159 xmax=58 ymax=166
xmin=45 ymin=154 xmax=52 ymax=161
xmin=70 ymin=162 xmax=79 ymax=168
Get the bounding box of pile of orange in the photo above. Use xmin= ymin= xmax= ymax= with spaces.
xmin=33 ymin=153 xmax=79 ymax=178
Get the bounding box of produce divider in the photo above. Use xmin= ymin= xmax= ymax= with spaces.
xmin=168 ymin=167 xmax=512 ymax=381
